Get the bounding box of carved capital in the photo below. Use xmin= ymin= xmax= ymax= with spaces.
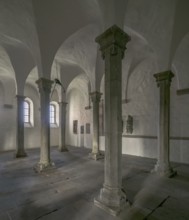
xmin=90 ymin=91 xmax=102 ymax=103
xmin=95 ymin=25 xmax=130 ymax=59
xmin=36 ymin=78 xmax=53 ymax=93
xmin=16 ymin=95 xmax=26 ymax=101
xmin=154 ymin=70 xmax=174 ymax=87
xmin=59 ymin=101 xmax=67 ymax=107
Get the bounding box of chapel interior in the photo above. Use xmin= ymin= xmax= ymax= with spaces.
xmin=0 ymin=0 xmax=189 ymax=219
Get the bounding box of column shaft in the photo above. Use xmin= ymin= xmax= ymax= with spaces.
xmin=159 ymin=82 xmax=169 ymax=166
xmin=59 ymin=102 xmax=68 ymax=152
xmin=153 ymin=71 xmax=176 ymax=177
xmin=16 ymin=95 xmax=27 ymax=158
xmin=94 ymin=25 xmax=130 ymax=216
xmin=34 ymin=78 xmax=55 ymax=172
xmin=89 ymin=91 xmax=103 ymax=160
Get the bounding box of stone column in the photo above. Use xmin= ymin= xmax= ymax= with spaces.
xmin=153 ymin=71 xmax=176 ymax=177
xmin=94 ymin=25 xmax=130 ymax=216
xmin=15 ymin=95 xmax=27 ymax=158
xmin=89 ymin=91 xmax=103 ymax=160
xmin=59 ymin=101 xmax=68 ymax=152
xmin=34 ymin=78 xmax=55 ymax=172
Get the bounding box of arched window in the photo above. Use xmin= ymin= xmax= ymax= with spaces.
xmin=24 ymin=97 xmax=34 ymax=127
xmin=24 ymin=101 xmax=30 ymax=123
xmin=50 ymin=102 xmax=59 ymax=127
xmin=50 ymin=104 xmax=56 ymax=124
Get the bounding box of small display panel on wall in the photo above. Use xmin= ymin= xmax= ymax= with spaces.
xmin=86 ymin=123 xmax=90 ymax=134
xmin=80 ymin=125 xmax=84 ymax=134
xmin=73 ymin=120 xmax=78 ymax=134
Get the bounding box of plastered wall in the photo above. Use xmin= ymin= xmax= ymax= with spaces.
xmin=99 ymin=61 xmax=189 ymax=164
xmin=0 ymin=83 xmax=59 ymax=152
xmin=24 ymin=84 xmax=41 ymax=149
xmin=66 ymin=88 xmax=92 ymax=149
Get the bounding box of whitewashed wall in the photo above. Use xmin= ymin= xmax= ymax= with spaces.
xmin=0 ymin=82 xmax=60 ymax=152
xmin=24 ymin=84 xmax=41 ymax=149
xmin=0 ymin=84 xmax=16 ymax=151
xmin=66 ymin=87 xmax=92 ymax=149
xmin=99 ymin=59 xmax=189 ymax=164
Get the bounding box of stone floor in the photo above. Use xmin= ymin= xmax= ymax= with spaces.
xmin=0 ymin=146 xmax=189 ymax=220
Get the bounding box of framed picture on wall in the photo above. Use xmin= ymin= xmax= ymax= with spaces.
xmin=86 ymin=123 xmax=90 ymax=134
xmin=80 ymin=125 xmax=84 ymax=134
xmin=73 ymin=120 xmax=78 ymax=134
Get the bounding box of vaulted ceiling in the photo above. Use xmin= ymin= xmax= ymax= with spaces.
xmin=0 ymin=0 xmax=188 ymax=96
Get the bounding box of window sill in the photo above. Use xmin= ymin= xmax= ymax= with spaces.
xmin=50 ymin=123 xmax=59 ymax=128
xmin=24 ymin=123 xmax=34 ymax=128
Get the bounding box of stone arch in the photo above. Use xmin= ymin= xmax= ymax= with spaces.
xmin=55 ymin=25 xmax=100 ymax=78
xmin=122 ymin=26 xmax=158 ymax=102
xmin=172 ymin=32 xmax=189 ymax=90
xmin=32 ymin=0 xmax=102 ymax=79
xmin=3 ymin=43 xmax=36 ymax=95
xmin=0 ymin=44 xmax=16 ymax=105
xmin=66 ymin=73 xmax=92 ymax=148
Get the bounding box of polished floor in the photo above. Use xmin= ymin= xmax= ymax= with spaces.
xmin=0 ymin=146 xmax=189 ymax=220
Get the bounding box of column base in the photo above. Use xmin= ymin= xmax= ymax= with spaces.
xmin=94 ymin=185 xmax=129 ymax=216
xmin=33 ymin=161 xmax=55 ymax=173
xmin=151 ymin=163 xmax=177 ymax=178
xmin=59 ymin=146 xmax=69 ymax=152
xmin=89 ymin=151 xmax=104 ymax=160
xmin=15 ymin=151 xmax=27 ymax=158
